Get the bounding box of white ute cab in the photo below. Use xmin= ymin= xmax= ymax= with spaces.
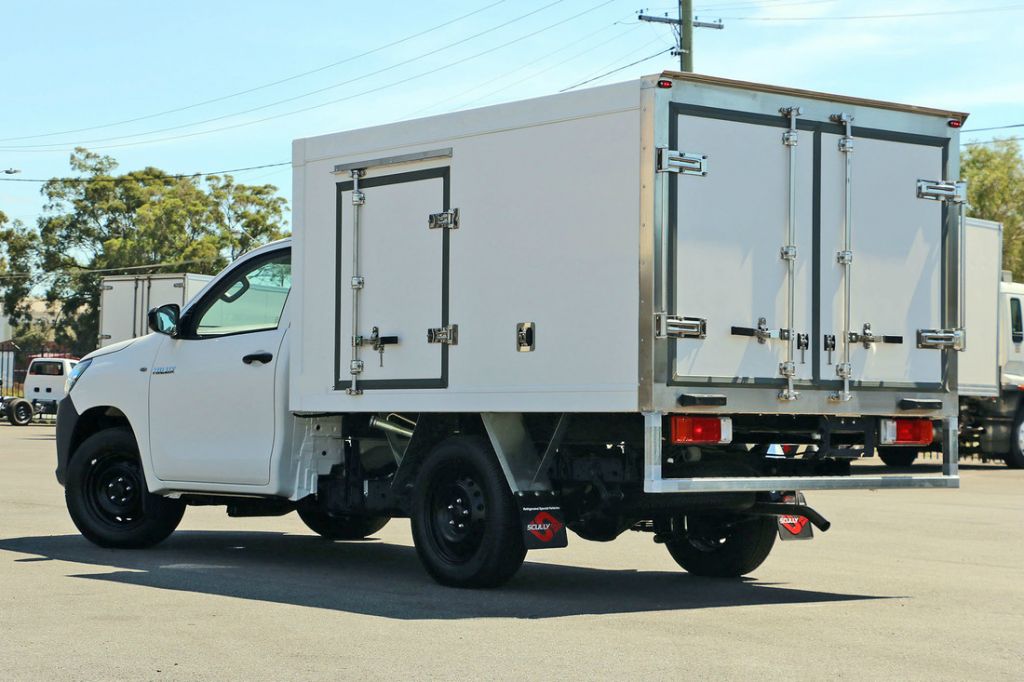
xmin=57 ymin=73 xmax=965 ymax=588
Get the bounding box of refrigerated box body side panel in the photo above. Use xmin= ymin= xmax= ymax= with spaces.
xmin=290 ymin=82 xmax=643 ymax=413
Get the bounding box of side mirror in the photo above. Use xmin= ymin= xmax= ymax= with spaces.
xmin=148 ymin=304 xmax=180 ymax=337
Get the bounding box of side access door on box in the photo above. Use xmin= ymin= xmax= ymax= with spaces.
xmin=662 ymin=101 xmax=960 ymax=403
xmin=333 ymin=155 xmax=455 ymax=394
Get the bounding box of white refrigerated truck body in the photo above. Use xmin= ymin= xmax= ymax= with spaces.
xmin=292 ymin=72 xmax=965 ymax=489
xmin=98 ymin=273 xmax=211 ymax=347
xmin=55 ymin=73 xmax=969 ymax=587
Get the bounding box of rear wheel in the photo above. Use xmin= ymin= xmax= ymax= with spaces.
xmin=6 ymin=398 xmax=33 ymax=426
xmin=65 ymin=428 xmax=185 ymax=548
xmin=1006 ymin=411 xmax=1024 ymax=469
xmin=664 ymin=514 xmax=776 ymax=578
xmin=410 ymin=436 xmax=526 ymax=588
xmin=878 ymin=447 xmax=918 ymax=467
xmin=296 ymin=502 xmax=389 ymax=540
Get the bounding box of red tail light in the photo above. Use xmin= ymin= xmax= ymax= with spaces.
xmin=880 ymin=418 xmax=934 ymax=446
xmin=657 ymin=79 xmax=673 ymax=89
xmin=670 ymin=416 xmax=732 ymax=444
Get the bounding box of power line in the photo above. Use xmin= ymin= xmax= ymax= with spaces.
xmin=961 ymin=136 xmax=1024 ymax=147
xmin=409 ymin=19 xmax=641 ymax=117
xmin=1 ymin=1 xmax=617 ymax=154
xmin=963 ymin=123 xmax=1024 ymax=133
xmin=0 ymin=162 xmax=290 ymax=184
xmin=0 ymin=1 xmax=509 ymax=144
xmin=723 ymin=4 xmax=1024 ymax=20
xmin=0 ymin=259 xmax=221 ymax=281
xmin=453 ymin=22 xmax=648 ymax=111
xmin=560 ymin=47 xmax=674 ymax=92
xmin=0 ymin=1 xmax=569 ymax=152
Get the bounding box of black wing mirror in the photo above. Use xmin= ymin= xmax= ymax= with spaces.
xmin=148 ymin=303 xmax=181 ymax=337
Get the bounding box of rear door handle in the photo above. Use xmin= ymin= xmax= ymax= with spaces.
xmin=242 ymin=352 xmax=273 ymax=365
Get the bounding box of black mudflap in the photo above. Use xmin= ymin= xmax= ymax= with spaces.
xmin=777 ymin=492 xmax=814 ymax=541
xmin=516 ymin=491 xmax=568 ymax=550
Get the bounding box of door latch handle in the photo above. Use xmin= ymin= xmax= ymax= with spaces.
xmin=242 ymin=352 xmax=273 ymax=365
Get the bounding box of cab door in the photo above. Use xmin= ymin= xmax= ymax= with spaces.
xmin=148 ymin=248 xmax=291 ymax=485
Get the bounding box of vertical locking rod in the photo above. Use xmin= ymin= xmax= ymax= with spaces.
xmin=779 ymin=106 xmax=802 ymax=401
xmin=347 ymin=169 xmax=365 ymax=395
xmin=956 ymin=191 xmax=968 ymax=343
xmin=831 ymin=113 xmax=854 ymax=402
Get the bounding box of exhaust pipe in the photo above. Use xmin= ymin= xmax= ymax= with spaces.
xmin=369 ymin=414 xmax=414 ymax=439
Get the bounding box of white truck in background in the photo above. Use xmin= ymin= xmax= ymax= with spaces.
xmin=98 ymin=273 xmax=211 ymax=347
xmin=951 ymin=218 xmax=1024 ymax=468
xmin=4 ymin=357 xmax=78 ymax=425
xmin=55 ymin=73 xmax=967 ymax=588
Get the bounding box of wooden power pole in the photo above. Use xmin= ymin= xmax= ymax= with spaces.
xmin=638 ymin=2 xmax=722 ymax=73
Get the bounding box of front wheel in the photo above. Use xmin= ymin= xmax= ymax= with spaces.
xmin=664 ymin=514 xmax=777 ymax=578
xmin=410 ymin=436 xmax=526 ymax=588
xmin=296 ymin=502 xmax=389 ymax=540
xmin=878 ymin=447 xmax=918 ymax=467
xmin=65 ymin=428 xmax=185 ymax=548
xmin=6 ymin=398 xmax=33 ymax=426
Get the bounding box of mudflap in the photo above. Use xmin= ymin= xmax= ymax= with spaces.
xmin=776 ymin=492 xmax=814 ymax=541
xmin=516 ymin=491 xmax=568 ymax=550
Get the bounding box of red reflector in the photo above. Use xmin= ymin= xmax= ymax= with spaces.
xmin=657 ymin=79 xmax=673 ymax=89
xmin=894 ymin=419 xmax=934 ymax=445
xmin=671 ymin=416 xmax=722 ymax=444
xmin=947 ymin=119 xmax=962 ymax=128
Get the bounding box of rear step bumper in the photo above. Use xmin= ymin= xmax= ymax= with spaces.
xmin=642 ymin=413 xmax=960 ymax=493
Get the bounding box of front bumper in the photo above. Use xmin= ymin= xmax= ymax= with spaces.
xmin=55 ymin=397 xmax=79 ymax=487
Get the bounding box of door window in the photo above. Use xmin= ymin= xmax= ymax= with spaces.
xmin=1012 ymin=297 xmax=1023 ymax=344
xmin=193 ymin=252 xmax=291 ymax=338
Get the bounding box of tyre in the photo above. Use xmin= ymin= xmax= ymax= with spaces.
xmin=296 ymin=502 xmax=389 ymax=540
xmin=65 ymin=428 xmax=185 ymax=548
xmin=6 ymin=398 xmax=33 ymax=426
xmin=878 ymin=447 xmax=918 ymax=467
xmin=1006 ymin=410 xmax=1024 ymax=468
xmin=410 ymin=436 xmax=526 ymax=588
xmin=664 ymin=514 xmax=777 ymax=578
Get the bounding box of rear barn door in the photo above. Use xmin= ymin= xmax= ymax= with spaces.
xmin=335 ymin=166 xmax=451 ymax=390
xmin=670 ymin=110 xmax=814 ymax=385
xmin=819 ymin=134 xmax=945 ymax=387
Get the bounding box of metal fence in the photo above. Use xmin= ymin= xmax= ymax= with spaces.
xmin=0 ymin=346 xmax=77 ymax=398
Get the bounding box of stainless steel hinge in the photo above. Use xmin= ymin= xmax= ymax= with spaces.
xmin=917 ymin=328 xmax=966 ymax=351
xmin=657 ymin=148 xmax=708 ymax=176
xmin=172 ymin=282 xmax=184 ymax=288
xmin=656 ymin=314 xmax=707 ymax=339
xmin=428 ymin=208 xmax=460 ymax=230
xmin=427 ymin=324 xmax=459 ymax=345
xmin=916 ymin=179 xmax=967 ymax=204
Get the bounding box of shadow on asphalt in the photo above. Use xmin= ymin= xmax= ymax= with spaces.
xmin=0 ymin=531 xmax=891 ymax=619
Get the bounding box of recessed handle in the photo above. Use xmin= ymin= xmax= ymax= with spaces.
xmin=242 ymin=352 xmax=273 ymax=365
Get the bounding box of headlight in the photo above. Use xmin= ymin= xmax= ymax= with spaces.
xmin=65 ymin=359 xmax=92 ymax=394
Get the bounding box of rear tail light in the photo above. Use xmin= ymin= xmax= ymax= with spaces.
xmin=879 ymin=418 xmax=934 ymax=446
xmin=670 ymin=416 xmax=732 ymax=444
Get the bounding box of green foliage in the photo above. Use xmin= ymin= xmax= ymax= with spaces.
xmin=0 ymin=210 xmax=41 ymax=328
xmin=961 ymin=139 xmax=1024 ymax=278
xmin=3 ymin=148 xmax=288 ymax=355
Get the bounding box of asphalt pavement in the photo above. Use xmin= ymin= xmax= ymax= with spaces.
xmin=0 ymin=422 xmax=1021 ymax=680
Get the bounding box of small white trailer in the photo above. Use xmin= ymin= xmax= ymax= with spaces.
xmin=57 ymin=73 xmax=967 ymax=587
xmin=98 ymin=273 xmax=211 ymax=347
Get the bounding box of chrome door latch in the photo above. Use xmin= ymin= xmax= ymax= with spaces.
xmin=656 ymin=314 xmax=707 ymax=339
xmin=428 ymin=208 xmax=460 ymax=230
xmin=657 ymin=148 xmax=708 ymax=176
xmin=849 ymin=323 xmax=903 ymax=349
xmin=427 ymin=324 xmax=459 ymax=345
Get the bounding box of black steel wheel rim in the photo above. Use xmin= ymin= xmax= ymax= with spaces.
xmin=14 ymin=402 xmax=31 ymax=422
xmin=83 ymin=453 xmax=145 ymax=528
xmin=427 ymin=465 xmax=487 ymax=563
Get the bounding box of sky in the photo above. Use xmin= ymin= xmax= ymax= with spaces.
xmin=1 ymin=0 xmax=1022 ymax=233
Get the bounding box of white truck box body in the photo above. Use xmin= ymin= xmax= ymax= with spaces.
xmin=291 ymin=73 xmax=964 ymax=417
xmin=98 ymin=273 xmax=211 ymax=347
xmin=959 ymin=218 xmax=1002 ymax=397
